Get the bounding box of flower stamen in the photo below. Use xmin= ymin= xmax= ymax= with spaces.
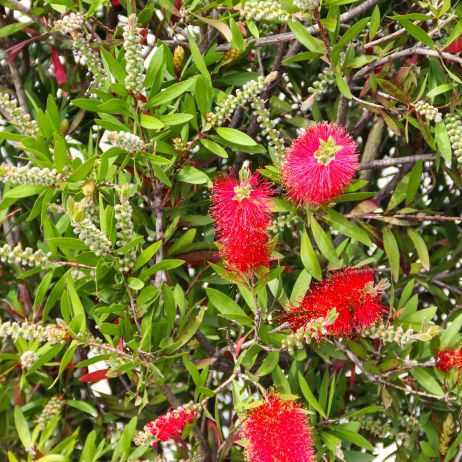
xmin=313 ymin=136 xmax=343 ymax=166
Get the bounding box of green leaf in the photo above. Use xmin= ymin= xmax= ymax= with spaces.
xmin=288 ymin=22 xmax=326 ymax=54
xmin=188 ymin=33 xmax=211 ymax=84
xmin=0 ymin=22 xmax=32 ymax=38
xmin=324 ymin=209 xmax=372 ymax=246
xmin=158 ymin=113 xmax=194 ymax=126
xmin=382 ymin=228 xmax=400 ymax=282
xmin=298 ymin=371 xmax=327 ymax=418
xmin=435 ymin=120 xmax=452 ymax=163
xmin=256 ymin=351 xmax=280 ymax=376
xmin=67 ymin=155 xmax=97 ymax=182
xmin=3 ymin=185 xmax=45 ymax=199
xmin=14 ymin=406 xmax=31 ymax=449
xmin=407 ymin=228 xmax=430 ymax=271
xmin=398 ymin=18 xmax=435 ymax=47
xmin=177 ymin=165 xmax=212 ymax=186
xmin=229 ymin=16 xmax=246 ymax=51
xmin=410 ymin=367 xmax=444 ymax=396
xmin=206 ymin=288 xmax=252 ymax=326
xmin=331 ymin=426 xmax=374 ymax=450
xmin=133 ymin=241 xmax=162 ymax=271
xmin=440 ymin=312 xmax=462 ymax=348
xmin=310 ymin=217 xmax=341 ymax=267
xmin=215 ymin=127 xmax=257 ymax=146
xmin=301 ymin=227 xmax=322 ymax=280
xmin=140 ymin=114 xmax=164 ymax=130
xmin=148 ymin=78 xmax=196 ymax=106
xmin=172 ymin=306 xmax=207 ymax=350
xmin=67 ymin=400 xmax=98 ymax=417
xmin=200 ymin=138 xmax=228 ymax=158
xmin=335 ymin=70 xmax=353 ymax=99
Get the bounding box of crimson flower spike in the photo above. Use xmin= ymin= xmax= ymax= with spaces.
xmin=240 ymin=393 xmax=315 ymax=462
xmin=210 ymin=161 xmax=274 ymax=276
xmin=282 ymin=267 xmax=387 ymax=337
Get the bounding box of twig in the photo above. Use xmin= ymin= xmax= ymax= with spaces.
xmin=351 ymin=213 xmax=462 ymax=222
xmin=353 ymin=46 xmax=462 ymax=82
xmin=359 ymin=154 xmax=436 ymax=170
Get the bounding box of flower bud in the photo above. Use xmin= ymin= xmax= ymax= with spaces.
xmin=173 ymin=45 xmax=185 ymax=76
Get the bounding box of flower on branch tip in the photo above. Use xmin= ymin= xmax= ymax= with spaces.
xmin=436 ymin=349 xmax=462 ymax=372
xmin=134 ymin=404 xmax=199 ymax=447
xmin=281 ymin=122 xmax=358 ymax=205
xmin=240 ymin=393 xmax=315 ymax=462
xmin=210 ymin=162 xmax=274 ymax=276
xmin=282 ymin=267 xmax=387 ymax=337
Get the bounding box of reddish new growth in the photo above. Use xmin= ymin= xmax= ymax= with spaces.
xmin=282 ymin=122 xmax=358 ymax=205
xmin=145 ymin=406 xmax=198 ymax=446
xmin=282 ymin=268 xmax=386 ymax=336
xmin=436 ymin=349 xmax=462 ymax=372
xmin=210 ymin=163 xmax=274 ymax=275
xmin=241 ymin=393 xmax=315 ymax=462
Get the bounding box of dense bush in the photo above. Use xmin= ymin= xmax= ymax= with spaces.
xmin=1 ymin=0 xmax=462 ymax=460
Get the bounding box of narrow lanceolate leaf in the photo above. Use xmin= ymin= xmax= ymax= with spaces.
xmin=301 ymin=227 xmax=322 ymax=280
xmin=407 ymin=228 xmax=430 ymax=271
xmin=382 ymin=228 xmax=400 ymax=282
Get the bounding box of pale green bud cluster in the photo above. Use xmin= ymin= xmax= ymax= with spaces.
xmin=415 ymin=100 xmax=442 ymax=123
xmin=0 ymin=93 xmax=39 ymax=137
xmin=362 ymin=323 xmax=416 ymax=345
xmin=37 ymin=396 xmax=65 ymax=429
xmin=123 ymin=15 xmax=145 ymax=94
xmin=444 ymin=113 xmax=462 ymax=162
xmin=0 ymin=319 xmax=67 ymax=344
xmin=270 ymin=213 xmax=301 ymax=233
xmin=355 ymin=413 xmax=420 ymax=437
xmin=208 ymin=72 xmax=278 ymax=126
xmin=294 ymin=0 xmax=319 ymax=9
xmin=251 ymin=97 xmax=285 ymax=161
xmin=0 ymin=163 xmax=63 ymax=186
xmin=107 ymin=131 xmax=145 ymax=154
xmin=72 ymin=218 xmax=112 ymax=256
xmin=308 ymin=67 xmax=336 ymax=100
xmin=54 ymin=12 xmax=84 ymax=34
xmin=20 ymin=350 xmax=39 ymax=369
xmin=115 ymin=189 xmax=136 ymax=272
xmin=72 ymin=34 xmax=106 ymax=90
xmin=240 ymin=2 xmax=291 ymax=22
xmin=0 ymin=244 xmax=51 ymax=269
xmin=84 ymin=203 xmax=99 ymax=225
xmin=133 ymin=427 xmax=152 ymax=446
xmin=54 ymin=13 xmax=105 ymax=90
xmin=282 ymin=309 xmax=338 ymax=353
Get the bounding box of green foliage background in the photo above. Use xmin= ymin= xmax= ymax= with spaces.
xmin=1 ymin=0 xmax=462 ymax=460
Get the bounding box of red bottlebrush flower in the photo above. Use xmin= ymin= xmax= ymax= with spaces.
xmin=240 ymin=393 xmax=315 ymax=462
xmin=436 ymin=349 xmax=462 ymax=372
xmin=145 ymin=405 xmax=198 ymax=446
xmin=282 ymin=122 xmax=359 ymax=205
xmin=445 ymin=35 xmax=462 ymax=53
xmin=210 ymin=163 xmax=274 ymax=275
xmin=282 ymin=267 xmax=386 ymax=336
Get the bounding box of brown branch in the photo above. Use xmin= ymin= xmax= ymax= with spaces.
xmin=354 ymin=213 xmax=462 ymax=222
xmin=359 ymin=153 xmax=436 ymax=170
xmin=353 ymin=46 xmax=462 ymax=82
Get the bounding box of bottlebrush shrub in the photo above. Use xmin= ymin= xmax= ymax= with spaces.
xmin=2 ymin=1 xmax=462 ymax=461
